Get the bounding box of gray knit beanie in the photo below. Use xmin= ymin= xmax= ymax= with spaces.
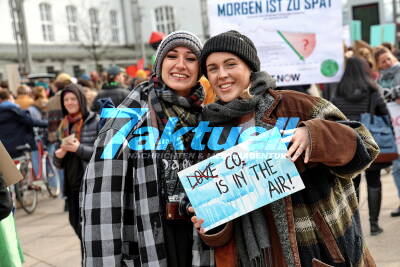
xmin=153 ymin=30 xmax=203 ymax=79
xmin=201 ymin=30 xmax=260 ymax=77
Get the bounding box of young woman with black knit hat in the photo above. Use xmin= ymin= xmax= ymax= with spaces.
xmin=191 ymin=31 xmax=378 ymax=267
xmin=81 ymin=31 xmax=214 ymax=267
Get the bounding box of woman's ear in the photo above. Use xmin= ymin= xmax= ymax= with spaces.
xmin=250 ymin=71 xmax=255 ymax=81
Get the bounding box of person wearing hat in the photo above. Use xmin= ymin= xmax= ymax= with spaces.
xmin=190 ymin=31 xmax=378 ymax=267
xmin=81 ymin=31 xmax=213 ymax=267
xmin=91 ymin=65 xmax=129 ymax=113
xmin=53 ymin=83 xmax=99 ymax=262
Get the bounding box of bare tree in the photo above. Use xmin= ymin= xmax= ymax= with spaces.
xmin=67 ymin=1 xmax=118 ymax=72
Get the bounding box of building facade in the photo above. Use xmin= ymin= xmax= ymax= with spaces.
xmin=342 ymin=0 xmax=399 ymax=44
xmin=0 ymin=0 xmax=206 ymax=80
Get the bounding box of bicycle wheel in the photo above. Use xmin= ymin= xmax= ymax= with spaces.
xmin=15 ymin=162 xmax=38 ymax=214
xmin=44 ymin=156 xmax=60 ymax=198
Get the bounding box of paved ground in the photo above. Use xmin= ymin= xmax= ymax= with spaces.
xmin=14 ymin=172 xmax=400 ymax=267
xmin=15 ymin=195 xmax=80 ymax=267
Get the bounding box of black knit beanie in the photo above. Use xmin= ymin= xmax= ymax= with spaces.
xmin=201 ymin=30 xmax=260 ymax=77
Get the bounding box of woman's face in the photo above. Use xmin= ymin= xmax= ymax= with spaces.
xmin=206 ymin=52 xmax=251 ymax=103
xmin=378 ymin=52 xmax=395 ymax=70
xmin=161 ymin=46 xmax=199 ymax=96
xmin=63 ymin=92 xmax=80 ymax=115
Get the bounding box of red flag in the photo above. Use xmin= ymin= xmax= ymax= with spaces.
xmin=148 ymin=31 xmax=165 ymax=44
xmin=125 ymin=65 xmax=138 ymax=77
xmin=137 ymin=58 xmax=144 ymax=70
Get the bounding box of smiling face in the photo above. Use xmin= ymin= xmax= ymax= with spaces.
xmin=377 ymin=52 xmax=396 ymax=71
xmin=63 ymin=92 xmax=80 ymax=115
xmin=206 ymin=52 xmax=251 ymax=102
xmin=161 ymin=46 xmax=199 ymax=96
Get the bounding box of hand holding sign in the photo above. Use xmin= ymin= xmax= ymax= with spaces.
xmin=286 ymin=127 xmax=311 ymax=163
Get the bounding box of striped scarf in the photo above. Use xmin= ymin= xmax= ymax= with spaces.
xmin=57 ymin=113 xmax=83 ymax=141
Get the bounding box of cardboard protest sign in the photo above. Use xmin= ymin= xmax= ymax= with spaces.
xmin=178 ymin=127 xmax=304 ymax=231
xmin=387 ymin=102 xmax=400 ymax=153
xmin=0 ymin=142 xmax=23 ymax=187
xmin=207 ymin=0 xmax=344 ymax=86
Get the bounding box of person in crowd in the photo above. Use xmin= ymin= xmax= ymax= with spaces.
xmin=91 ymin=66 xmax=129 ymax=113
xmin=0 ymin=172 xmax=13 ymax=221
xmin=28 ymin=86 xmax=50 ymax=177
xmin=0 ymin=89 xmax=48 ymax=158
xmin=78 ymin=78 xmax=95 ymax=90
xmin=374 ymin=47 xmax=400 ymax=217
xmin=53 ymin=83 xmax=99 ymax=261
xmin=14 ymin=84 xmax=34 ymax=110
xmin=191 ymin=30 xmax=378 ymax=267
xmin=332 ymin=57 xmax=389 ymax=235
xmin=381 ymin=42 xmax=400 ymax=61
xmin=46 ymin=73 xmax=73 ymax=210
xmin=29 ymin=86 xmax=48 ymax=120
xmin=355 ymin=47 xmax=379 ymax=80
xmin=375 ymin=47 xmax=400 ymax=99
xmin=81 ymin=31 xmax=212 ymax=267
xmin=47 ymin=73 xmax=73 ymax=144
xmin=82 ymin=86 xmax=98 ymax=109
xmin=0 ymin=170 xmax=24 ymax=266
xmin=89 ymin=70 xmax=102 ymax=90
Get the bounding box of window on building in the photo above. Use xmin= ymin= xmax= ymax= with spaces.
xmin=66 ymin=5 xmax=79 ymax=42
xmin=154 ymin=6 xmax=175 ymax=34
xmin=39 ymin=2 xmax=54 ymax=41
xmin=89 ymin=8 xmax=100 ymax=42
xmin=110 ymin=10 xmax=119 ymax=43
xmin=46 ymin=66 xmax=55 ymax=74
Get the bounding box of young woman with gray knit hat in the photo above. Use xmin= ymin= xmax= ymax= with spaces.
xmin=190 ymin=30 xmax=378 ymax=267
xmin=81 ymin=31 xmax=214 ymax=266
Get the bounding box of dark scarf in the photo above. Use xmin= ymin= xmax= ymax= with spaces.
xmin=202 ymin=71 xmax=275 ymax=124
xmin=203 ymin=71 xmax=276 ymax=267
xmin=150 ymin=77 xmax=204 ymax=199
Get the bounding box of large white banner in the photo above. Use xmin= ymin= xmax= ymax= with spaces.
xmin=207 ymin=0 xmax=344 ymax=86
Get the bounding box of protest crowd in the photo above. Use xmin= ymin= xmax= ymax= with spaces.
xmin=1 ymin=18 xmax=400 ymax=267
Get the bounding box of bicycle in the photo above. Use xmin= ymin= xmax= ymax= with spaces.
xmin=13 ymin=144 xmax=39 ymax=214
xmin=13 ymin=130 xmax=61 ymax=214
xmin=32 ymin=128 xmax=61 ymax=198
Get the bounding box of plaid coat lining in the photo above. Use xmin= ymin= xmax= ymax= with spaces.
xmin=81 ymin=81 xmax=214 ymax=267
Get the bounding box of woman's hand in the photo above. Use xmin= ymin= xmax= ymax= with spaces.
xmin=61 ymin=138 xmax=80 ymax=153
xmin=55 ymin=148 xmax=67 ymax=159
xmin=188 ymin=206 xmax=205 ymax=234
xmin=286 ymin=127 xmax=311 ymax=163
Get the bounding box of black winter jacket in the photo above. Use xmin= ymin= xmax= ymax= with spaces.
xmin=332 ymin=90 xmax=391 ymax=170
xmin=332 ymin=90 xmax=389 ymax=121
xmin=92 ymin=83 xmax=129 ymax=113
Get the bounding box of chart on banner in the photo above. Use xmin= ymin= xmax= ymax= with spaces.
xmin=207 ymin=0 xmax=343 ymax=86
